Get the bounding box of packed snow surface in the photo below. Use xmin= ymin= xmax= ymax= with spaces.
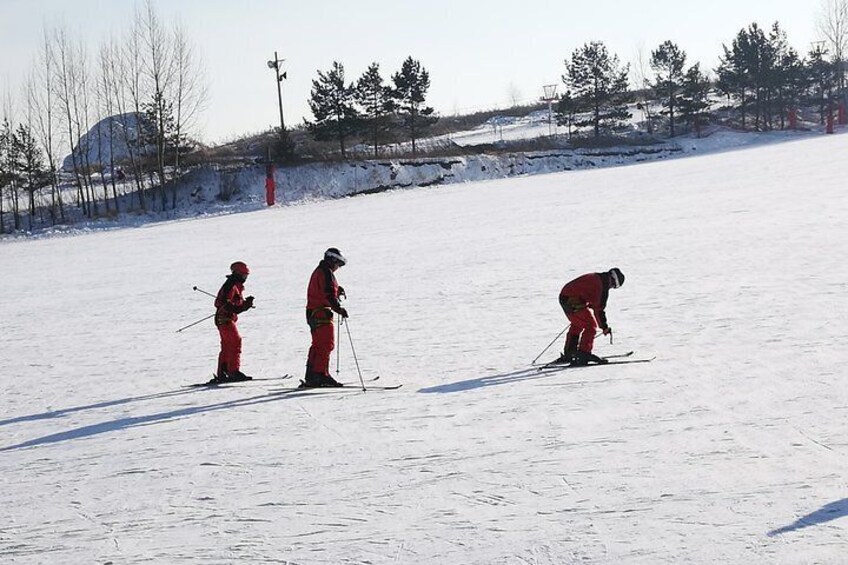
xmin=1 ymin=131 xmax=847 ymax=564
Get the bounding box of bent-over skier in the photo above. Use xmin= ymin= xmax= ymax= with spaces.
xmin=557 ymin=268 xmax=625 ymax=366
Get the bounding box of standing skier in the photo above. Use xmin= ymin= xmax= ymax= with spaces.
xmin=557 ymin=268 xmax=625 ymax=366
xmin=303 ymin=248 xmax=348 ymax=387
xmin=212 ymin=261 xmax=255 ymax=383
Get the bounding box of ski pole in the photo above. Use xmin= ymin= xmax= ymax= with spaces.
xmin=176 ymin=313 xmax=215 ymax=333
xmin=336 ymin=316 xmax=342 ymax=377
xmin=531 ymin=325 xmax=569 ymax=365
xmin=193 ymin=286 xmax=216 ymax=298
xmin=342 ymin=318 xmax=366 ymax=391
xmin=594 ymin=329 xmax=613 ymax=344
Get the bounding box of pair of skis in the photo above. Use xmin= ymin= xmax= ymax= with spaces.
xmin=275 ymin=382 xmax=403 ymax=394
xmin=185 ymin=374 xmax=295 ymax=388
xmin=186 ymin=373 xmax=401 ymax=391
xmin=537 ymin=351 xmax=655 ymax=371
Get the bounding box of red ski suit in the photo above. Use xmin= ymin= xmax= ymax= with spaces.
xmin=305 ymin=260 xmax=344 ymax=377
xmin=559 ymin=273 xmax=611 ymax=354
xmin=215 ymin=276 xmax=248 ymax=374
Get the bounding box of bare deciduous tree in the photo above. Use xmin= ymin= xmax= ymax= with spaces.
xmin=97 ymin=40 xmax=121 ymax=213
xmin=72 ymin=37 xmax=98 ymax=216
xmin=168 ymin=20 xmax=207 ymax=207
xmin=632 ymin=44 xmax=656 ymax=134
xmin=138 ymin=0 xmax=175 ymax=209
xmin=28 ymin=27 xmax=65 ymax=224
xmin=53 ymin=26 xmax=94 ymax=216
xmin=818 ymin=0 xmax=848 ymax=95
xmin=507 ymin=82 xmax=523 ymax=106
xmin=117 ymin=23 xmax=149 ymax=211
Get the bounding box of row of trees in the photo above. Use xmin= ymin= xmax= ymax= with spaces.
xmin=716 ymin=22 xmax=841 ymax=130
xmin=0 ymin=0 xmax=206 ymax=233
xmin=555 ymin=12 xmax=847 ymax=139
xmin=305 ymin=13 xmax=846 ymax=156
xmin=306 ymin=57 xmax=437 ymax=158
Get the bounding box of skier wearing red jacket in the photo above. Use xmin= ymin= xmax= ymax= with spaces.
xmin=557 ymin=268 xmax=625 ymax=366
xmin=303 ymin=248 xmax=348 ymax=387
xmin=212 ymin=261 xmax=254 ymax=383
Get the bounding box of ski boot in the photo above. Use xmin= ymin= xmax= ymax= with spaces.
xmin=300 ymin=367 xmax=326 ymax=388
xmin=553 ymin=335 xmax=580 ymax=364
xmin=570 ymin=351 xmax=608 ymax=366
xmin=552 ymin=351 xmax=573 ymax=365
xmin=227 ymin=370 xmax=253 ymax=382
xmin=208 ymin=365 xmax=230 ymax=385
xmin=300 ymin=372 xmax=343 ymax=388
xmin=318 ymin=374 xmax=344 ymax=387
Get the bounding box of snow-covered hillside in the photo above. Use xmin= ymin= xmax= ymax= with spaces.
xmin=14 ymin=127 xmax=826 ymax=240
xmin=1 ymin=131 xmax=847 ymax=564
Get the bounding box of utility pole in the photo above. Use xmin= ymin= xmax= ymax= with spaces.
xmin=267 ymin=52 xmax=287 ymax=131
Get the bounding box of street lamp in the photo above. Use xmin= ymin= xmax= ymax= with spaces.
xmin=267 ymin=52 xmax=287 ymax=132
xmin=542 ymin=84 xmax=558 ymax=137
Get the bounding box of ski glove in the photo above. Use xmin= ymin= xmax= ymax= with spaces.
xmin=242 ymin=296 xmax=255 ymax=310
xmin=338 ymin=307 xmax=349 ymax=319
xmin=602 ymin=326 xmax=612 ymax=336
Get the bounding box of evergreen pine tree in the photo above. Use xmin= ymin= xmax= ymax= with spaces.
xmin=140 ymin=90 xmax=176 ymax=206
xmin=678 ymin=64 xmax=712 ymax=134
xmin=0 ymin=119 xmax=23 ymax=231
xmin=391 ymin=57 xmax=437 ymax=157
xmin=12 ymin=125 xmax=48 ymax=231
xmin=563 ymin=41 xmax=632 ymax=138
xmin=356 ymin=62 xmax=394 ymax=159
xmin=554 ymin=90 xmax=579 ymax=139
xmin=768 ymin=23 xmax=806 ymax=129
xmin=807 ymin=45 xmax=838 ymax=124
xmin=650 ymin=41 xmax=687 ymax=137
xmin=717 ymin=28 xmax=754 ymax=128
xmin=306 ymin=61 xmax=360 ymax=159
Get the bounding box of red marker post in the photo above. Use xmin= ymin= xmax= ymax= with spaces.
xmin=265 ymin=164 xmax=276 ymax=206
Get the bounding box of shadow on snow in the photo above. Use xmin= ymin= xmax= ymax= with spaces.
xmin=0 ymin=388 xmax=197 ymax=428
xmin=0 ymin=388 xmax=322 ymax=452
xmin=418 ymin=365 xmax=565 ymax=394
xmin=768 ymin=498 xmax=848 ymax=536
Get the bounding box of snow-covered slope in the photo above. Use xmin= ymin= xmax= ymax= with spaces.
xmin=61 ymin=113 xmax=142 ymax=172
xmin=1 ymin=131 xmax=847 ymax=564
xmin=27 ymin=128 xmax=823 ymax=240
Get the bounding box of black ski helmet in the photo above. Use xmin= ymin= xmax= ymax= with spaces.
xmin=324 ymin=247 xmax=347 ymax=266
xmin=609 ymin=267 xmax=624 ymax=288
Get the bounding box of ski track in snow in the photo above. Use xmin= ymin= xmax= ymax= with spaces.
xmin=1 ymin=131 xmax=847 ymax=564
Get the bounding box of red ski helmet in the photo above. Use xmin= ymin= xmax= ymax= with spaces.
xmin=230 ymin=261 xmax=250 ymax=277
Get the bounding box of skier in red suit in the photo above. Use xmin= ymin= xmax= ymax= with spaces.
xmin=212 ymin=261 xmax=254 ymax=383
xmin=303 ymin=248 xmax=348 ymax=387
xmin=557 ymin=268 xmax=625 ymax=366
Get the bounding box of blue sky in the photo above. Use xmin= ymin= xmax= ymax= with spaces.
xmin=0 ymin=0 xmax=821 ymax=143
